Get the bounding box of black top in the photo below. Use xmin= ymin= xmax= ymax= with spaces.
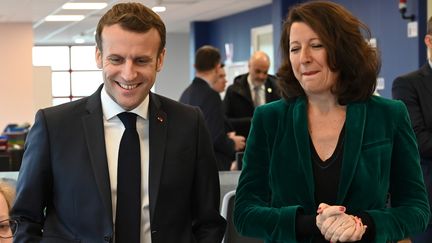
xmin=295 ymin=126 xmax=375 ymax=242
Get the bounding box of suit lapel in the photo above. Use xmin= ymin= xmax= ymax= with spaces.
xmin=419 ymin=64 xmax=432 ymax=95
xmin=264 ymin=80 xmax=275 ymax=102
xmin=82 ymin=85 xmax=113 ymax=224
xmin=292 ymin=97 xmax=315 ymax=201
xmin=337 ymin=102 xmax=366 ymax=203
xmin=237 ymin=75 xmax=254 ymax=106
xmin=148 ymin=93 xmax=168 ymax=221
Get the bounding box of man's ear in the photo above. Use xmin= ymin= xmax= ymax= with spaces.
xmin=156 ymin=48 xmax=166 ymax=72
xmin=95 ymin=47 xmax=103 ymax=69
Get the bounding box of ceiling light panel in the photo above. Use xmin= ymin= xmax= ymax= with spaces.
xmin=45 ymin=15 xmax=85 ymax=22
xmin=62 ymin=3 xmax=108 ymax=10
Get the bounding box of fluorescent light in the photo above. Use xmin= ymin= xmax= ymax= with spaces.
xmin=62 ymin=3 xmax=108 ymax=10
xmin=75 ymin=38 xmax=85 ymax=44
xmin=45 ymin=15 xmax=85 ymax=22
xmin=152 ymin=6 xmax=166 ymax=12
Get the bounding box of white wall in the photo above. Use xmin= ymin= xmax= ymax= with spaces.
xmin=0 ymin=30 xmax=189 ymax=130
xmin=32 ymin=66 xmax=52 ymax=112
xmin=0 ymin=23 xmax=33 ymax=130
xmin=155 ymin=33 xmax=190 ymax=101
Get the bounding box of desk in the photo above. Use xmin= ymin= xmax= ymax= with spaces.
xmin=0 ymin=149 xmax=23 ymax=171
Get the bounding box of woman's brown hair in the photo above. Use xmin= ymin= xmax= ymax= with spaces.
xmin=277 ymin=1 xmax=380 ymax=104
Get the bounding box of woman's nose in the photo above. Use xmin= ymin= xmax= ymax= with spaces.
xmin=300 ymin=47 xmax=312 ymax=64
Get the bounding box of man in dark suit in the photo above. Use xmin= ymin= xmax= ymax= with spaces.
xmin=392 ymin=16 xmax=432 ymax=243
xmin=223 ymin=51 xmax=280 ymax=139
xmin=11 ymin=3 xmax=226 ymax=243
xmin=180 ymin=46 xmax=245 ymax=171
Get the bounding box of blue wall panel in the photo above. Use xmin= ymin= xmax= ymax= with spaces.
xmin=194 ymin=4 xmax=272 ymax=63
xmin=191 ymin=0 xmax=427 ymax=98
xmin=331 ymin=0 xmax=423 ymax=98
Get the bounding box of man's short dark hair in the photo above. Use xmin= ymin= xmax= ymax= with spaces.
xmin=194 ymin=45 xmax=221 ymax=72
xmin=96 ymin=2 xmax=166 ymax=55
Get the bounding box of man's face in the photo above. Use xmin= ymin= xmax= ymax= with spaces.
xmin=249 ymin=58 xmax=269 ymax=85
xmin=96 ymin=24 xmax=165 ymax=110
xmin=212 ymin=67 xmax=227 ymax=93
xmin=425 ymin=34 xmax=432 ymax=60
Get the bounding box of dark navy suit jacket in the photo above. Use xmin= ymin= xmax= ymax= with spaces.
xmin=223 ymin=73 xmax=280 ymax=139
xmin=393 ymin=63 xmax=432 ymax=223
xmin=12 ymin=85 xmax=226 ymax=242
xmin=179 ymin=77 xmax=235 ymax=171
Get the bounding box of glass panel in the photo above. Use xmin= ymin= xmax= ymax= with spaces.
xmin=71 ymin=71 xmax=103 ymax=96
xmin=52 ymin=72 xmax=70 ymax=96
xmin=52 ymin=98 xmax=71 ymax=106
xmin=257 ymin=33 xmax=274 ymax=74
xmin=32 ymin=46 xmax=70 ymax=71
xmin=71 ymin=46 xmax=99 ymax=70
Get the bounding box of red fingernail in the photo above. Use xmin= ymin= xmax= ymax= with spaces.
xmin=339 ymin=206 xmax=345 ymax=211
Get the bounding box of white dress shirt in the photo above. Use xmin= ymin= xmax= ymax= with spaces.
xmin=100 ymin=87 xmax=151 ymax=243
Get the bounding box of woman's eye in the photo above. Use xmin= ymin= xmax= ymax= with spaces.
xmin=311 ymin=44 xmax=323 ymax=48
xmin=290 ymin=47 xmax=300 ymax=53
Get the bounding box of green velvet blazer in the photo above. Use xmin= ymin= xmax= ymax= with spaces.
xmin=233 ymin=96 xmax=430 ymax=243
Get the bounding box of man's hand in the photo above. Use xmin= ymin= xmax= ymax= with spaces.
xmin=227 ymin=132 xmax=245 ymax=151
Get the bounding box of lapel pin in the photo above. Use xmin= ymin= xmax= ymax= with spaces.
xmin=157 ymin=116 xmax=164 ymax=123
xmin=267 ymin=87 xmax=272 ymax=93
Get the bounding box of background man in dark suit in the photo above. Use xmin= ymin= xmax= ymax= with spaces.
xmin=392 ymin=16 xmax=432 ymax=243
xmin=11 ymin=3 xmax=226 ymax=243
xmin=223 ymin=51 xmax=280 ymax=140
xmin=180 ymin=46 xmax=245 ymax=171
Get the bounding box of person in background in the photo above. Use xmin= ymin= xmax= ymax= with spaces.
xmin=392 ymin=16 xmax=432 ymax=243
xmin=0 ymin=181 xmax=17 ymax=243
xmin=212 ymin=63 xmax=229 ymax=94
xmin=212 ymin=64 xmax=242 ymax=170
xmin=223 ymin=51 xmax=280 ymax=140
xmin=233 ymin=1 xmax=430 ymax=242
xmin=180 ymin=46 xmax=245 ymax=171
xmin=11 ymin=3 xmax=226 ymax=243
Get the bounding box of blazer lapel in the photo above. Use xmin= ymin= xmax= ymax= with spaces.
xmin=82 ymin=85 xmax=113 ymax=224
xmin=292 ymin=97 xmax=315 ymax=202
xmin=237 ymin=76 xmax=254 ymax=106
xmin=337 ymin=102 xmax=366 ymax=203
xmin=148 ymin=93 xmax=168 ymax=222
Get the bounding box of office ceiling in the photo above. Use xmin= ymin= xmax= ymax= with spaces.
xmin=0 ymin=0 xmax=271 ymax=45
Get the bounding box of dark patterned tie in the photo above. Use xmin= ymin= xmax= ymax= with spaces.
xmin=253 ymin=85 xmax=261 ymax=107
xmin=115 ymin=112 xmax=141 ymax=242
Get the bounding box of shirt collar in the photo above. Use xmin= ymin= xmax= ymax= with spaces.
xmin=428 ymin=59 xmax=432 ymax=69
xmin=101 ymin=86 xmax=149 ymax=121
xmin=247 ymin=74 xmax=264 ymax=91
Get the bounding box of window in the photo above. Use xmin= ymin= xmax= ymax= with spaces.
xmin=32 ymin=45 xmax=102 ymax=106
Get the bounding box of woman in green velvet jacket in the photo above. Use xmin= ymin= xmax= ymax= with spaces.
xmin=233 ymin=1 xmax=430 ymax=243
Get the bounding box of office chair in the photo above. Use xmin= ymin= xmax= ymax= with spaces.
xmin=220 ymin=190 xmax=263 ymax=243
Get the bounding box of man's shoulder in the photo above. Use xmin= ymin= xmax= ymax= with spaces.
xmin=155 ymin=93 xmax=197 ymax=111
xmin=394 ymin=64 xmax=430 ymax=83
xmin=227 ymin=74 xmax=248 ymax=92
xmin=265 ymin=74 xmax=279 ymax=86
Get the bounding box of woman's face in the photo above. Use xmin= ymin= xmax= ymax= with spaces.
xmin=0 ymin=194 xmax=11 ymax=243
xmin=289 ymin=22 xmax=338 ymax=96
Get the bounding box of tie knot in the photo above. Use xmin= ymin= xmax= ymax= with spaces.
xmin=118 ymin=112 xmax=137 ymax=130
